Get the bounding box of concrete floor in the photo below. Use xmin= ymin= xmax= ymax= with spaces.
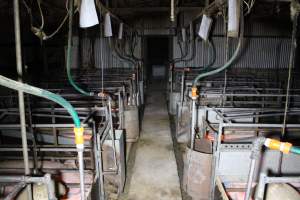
xmin=122 ymin=81 xmax=182 ymax=200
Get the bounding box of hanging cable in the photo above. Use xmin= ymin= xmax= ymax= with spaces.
xmin=22 ymin=0 xmax=76 ymax=41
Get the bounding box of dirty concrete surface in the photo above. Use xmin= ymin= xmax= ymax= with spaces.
xmin=121 ymin=81 xmax=182 ymax=200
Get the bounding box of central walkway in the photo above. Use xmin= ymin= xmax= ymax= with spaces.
xmin=125 ymin=81 xmax=182 ymax=200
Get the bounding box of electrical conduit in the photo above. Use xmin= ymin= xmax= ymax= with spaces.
xmin=0 ymin=75 xmax=86 ymax=200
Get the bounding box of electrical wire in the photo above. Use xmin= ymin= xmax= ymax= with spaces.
xmin=22 ymin=0 xmax=77 ymax=41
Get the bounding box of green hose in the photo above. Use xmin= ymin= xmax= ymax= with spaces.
xmin=192 ymin=6 xmax=244 ymax=86
xmin=0 ymin=75 xmax=81 ymax=128
xmin=192 ymin=38 xmax=242 ymax=86
xmin=290 ymin=146 xmax=300 ymax=155
xmin=66 ymin=0 xmax=94 ymax=96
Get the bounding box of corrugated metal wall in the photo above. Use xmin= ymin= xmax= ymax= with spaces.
xmin=77 ymin=36 xmax=141 ymax=69
xmin=173 ymin=17 xmax=292 ymax=69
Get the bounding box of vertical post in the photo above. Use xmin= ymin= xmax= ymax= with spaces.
xmin=190 ymin=86 xmax=198 ymax=149
xmin=96 ymin=124 xmax=105 ymax=199
xmin=191 ymin=99 xmax=197 ymax=149
xmin=210 ymin=123 xmax=223 ymax=200
xmin=44 ymin=174 xmax=57 ymax=200
xmin=254 ymin=173 xmax=267 ymax=200
xmin=78 ymin=150 xmax=85 ymax=200
xmin=13 ymin=0 xmax=32 ymax=199
xmin=244 ymin=137 xmax=266 ymax=200
xmin=282 ymin=11 xmax=299 ymax=137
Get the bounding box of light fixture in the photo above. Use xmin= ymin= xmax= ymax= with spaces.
xmin=104 ymin=13 xmax=113 ymax=37
xmin=228 ymin=0 xmax=240 ymax=37
xmin=198 ymin=14 xmax=213 ymax=41
xmin=79 ymin=0 xmax=99 ymax=28
xmin=118 ymin=23 xmax=124 ymax=40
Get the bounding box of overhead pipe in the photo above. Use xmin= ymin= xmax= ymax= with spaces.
xmin=13 ymin=0 xmax=32 ymax=199
xmin=67 ymin=0 xmax=94 ymax=96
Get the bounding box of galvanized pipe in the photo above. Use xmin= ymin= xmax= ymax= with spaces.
xmin=244 ymin=137 xmax=266 ymax=200
xmin=13 ymin=0 xmax=32 ymax=199
xmin=190 ymin=99 xmax=197 ymax=149
xmin=77 ymin=150 xmax=85 ymax=200
xmin=244 ymin=159 xmax=257 ymax=200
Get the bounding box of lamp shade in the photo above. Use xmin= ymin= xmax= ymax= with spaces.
xmin=198 ymin=15 xmax=213 ymax=41
xmin=104 ymin=13 xmax=113 ymax=37
xmin=79 ymin=0 xmax=99 ymax=28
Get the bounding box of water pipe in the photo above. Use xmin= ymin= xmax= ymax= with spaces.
xmin=0 ymin=74 xmax=86 ymax=200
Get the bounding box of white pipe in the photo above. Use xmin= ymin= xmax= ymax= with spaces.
xmin=171 ymin=0 xmax=175 ymax=22
xmin=13 ymin=0 xmax=32 ymax=199
xmin=77 ymin=148 xmax=85 ymax=200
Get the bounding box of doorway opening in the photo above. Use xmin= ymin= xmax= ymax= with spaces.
xmin=144 ymin=36 xmax=171 ymax=81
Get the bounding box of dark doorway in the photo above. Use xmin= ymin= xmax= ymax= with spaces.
xmin=145 ymin=37 xmax=170 ymax=81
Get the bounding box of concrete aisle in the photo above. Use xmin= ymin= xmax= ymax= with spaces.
xmin=126 ymin=82 xmax=182 ymax=200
